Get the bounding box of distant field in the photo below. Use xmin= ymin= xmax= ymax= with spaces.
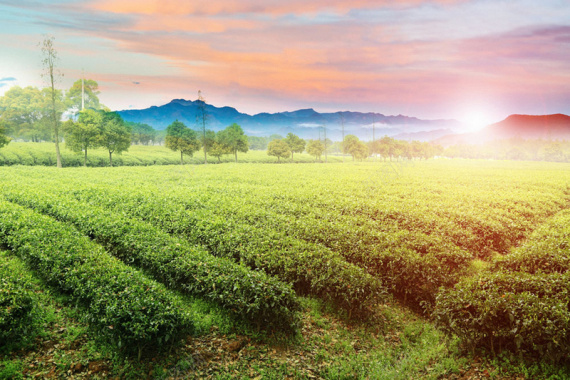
xmin=0 ymin=142 xmax=344 ymax=166
xmin=1 ymin=160 xmax=570 ymax=378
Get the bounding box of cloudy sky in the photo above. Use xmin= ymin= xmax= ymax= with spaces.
xmin=1 ymin=0 xmax=569 ymax=126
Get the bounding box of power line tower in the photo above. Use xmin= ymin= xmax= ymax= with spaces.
xmin=340 ymin=113 xmax=345 ymax=163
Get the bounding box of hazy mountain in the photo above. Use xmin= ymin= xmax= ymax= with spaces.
xmin=117 ymin=99 xmax=465 ymax=140
xmin=436 ymin=114 xmax=570 ymax=146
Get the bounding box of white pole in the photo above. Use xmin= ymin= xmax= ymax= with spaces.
xmin=81 ymin=69 xmax=85 ymax=111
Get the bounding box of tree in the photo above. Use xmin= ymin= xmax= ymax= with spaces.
xmin=248 ymin=136 xmax=269 ymax=150
xmin=267 ymin=139 xmax=290 ymax=162
xmin=66 ymin=79 xmax=101 ymax=114
xmin=352 ymin=140 xmax=369 ymax=161
xmin=196 ymin=90 xmax=209 ymax=164
xmin=41 ymin=35 xmax=63 ymax=168
xmin=219 ymin=123 xmax=248 ymax=163
xmin=130 ymin=122 xmax=156 ymax=145
xmin=98 ymin=112 xmax=132 ymax=166
xmin=165 ymin=120 xmax=200 ymax=165
xmin=200 ymin=128 xmax=216 ymax=158
xmin=0 ymin=86 xmax=54 ymax=142
xmin=343 ymin=135 xmax=359 ymax=161
xmin=0 ymin=120 xmax=11 ymax=148
xmin=284 ymin=133 xmax=306 ymax=160
xmin=306 ymin=139 xmax=324 ymax=161
xmin=64 ymin=109 xmax=102 ymax=167
xmin=343 ymin=134 xmax=369 ymax=161
xmin=209 ymin=131 xmax=232 ymax=162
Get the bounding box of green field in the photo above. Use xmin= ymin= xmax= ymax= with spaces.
xmin=1 ymin=158 xmax=570 ymax=379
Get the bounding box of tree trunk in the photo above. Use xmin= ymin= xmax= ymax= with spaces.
xmin=234 ymin=150 xmax=238 ymax=163
xmin=84 ymin=149 xmax=87 ymax=167
xmin=109 ymin=151 xmax=113 ymax=167
xmin=180 ymin=151 xmax=184 ymax=165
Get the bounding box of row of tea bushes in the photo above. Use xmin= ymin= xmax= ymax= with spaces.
xmin=0 ymin=251 xmax=39 ymax=344
xmin=3 ymin=188 xmax=301 ymax=332
xmin=0 ymin=200 xmax=193 ymax=353
xmin=434 ymin=209 xmax=570 ymax=361
xmin=67 ymin=187 xmax=388 ymax=317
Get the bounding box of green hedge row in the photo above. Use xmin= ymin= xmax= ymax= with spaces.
xmin=0 ymin=200 xmax=193 ymax=352
xmin=162 ymin=196 xmax=472 ymax=309
xmin=434 ymin=209 xmax=570 ymax=361
xmin=433 ymin=272 xmax=570 ymax=361
xmin=0 ymin=252 xmax=38 ymax=343
xmin=70 ymin=188 xmax=388 ymax=317
xmin=3 ymin=189 xmax=301 ymax=332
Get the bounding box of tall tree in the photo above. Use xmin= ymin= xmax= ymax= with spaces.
xmin=306 ymin=139 xmax=324 ymax=161
xmin=66 ymin=79 xmax=101 ymax=113
xmin=284 ymin=132 xmax=306 ymax=160
xmin=267 ymin=139 xmax=291 ymax=162
xmin=219 ymin=123 xmax=248 ymax=163
xmin=196 ymin=90 xmax=209 ymax=164
xmin=64 ymin=109 xmax=102 ymax=167
xmin=165 ymin=120 xmax=200 ymax=165
xmin=98 ymin=112 xmax=132 ymax=166
xmin=41 ymin=35 xmax=63 ymax=168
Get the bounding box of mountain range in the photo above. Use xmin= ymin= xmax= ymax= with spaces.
xmin=117 ymin=99 xmax=465 ymax=141
xmin=117 ymin=100 xmax=570 ymax=144
xmin=436 ymin=114 xmax=570 ymax=146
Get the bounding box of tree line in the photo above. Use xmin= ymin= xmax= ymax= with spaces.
xmin=263 ymin=133 xmax=443 ymax=162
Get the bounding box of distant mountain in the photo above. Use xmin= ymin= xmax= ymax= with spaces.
xmin=436 ymin=114 xmax=570 ymax=146
xmin=117 ymin=99 xmax=465 ymax=140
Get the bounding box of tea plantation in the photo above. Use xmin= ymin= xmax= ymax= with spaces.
xmin=1 ymin=159 xmax=570 ymax=378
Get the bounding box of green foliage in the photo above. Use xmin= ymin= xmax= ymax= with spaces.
xmin=248 ymin=135 xmax=270 ymax=150
xmin=434 ymin=209 xmax=570 ymax=361
xmin=0 ymin=86 xmax=56 ymax=142
xmin=284 ymin=133 xmax=305 ymax=159
xmin=0 ymin=121 xmax=10 ymax=148
xmin=343 ymin=135 xmax=369 ymax=161
xmin=66 ymin=186 xmax=387 ymax=317
xmin=165 ymin=120 xmax=200 ymax=164
xmin=129 ymin=122 xmax=156 ymax=145
xmin=66 ymin=79 xmax=101 ymax=113
xmin=218 ymin=123 xmax=248 ymax=162
xmin=267 ymin=139 xmax=291 ymax=162
xmin=0 ymin=252 xmax=38 ymax=344
xmin=0 ymin=200 xmax=194 ymax=352
xmin=64 ymin=109 xmax=102 ymax=166
xmin=306 ymin=139 xmax=324 ymax=161
xmin=97 ymin=112 xmax=132 ymax=166
xmin=3 ymin=186 xmax=301 ymax=332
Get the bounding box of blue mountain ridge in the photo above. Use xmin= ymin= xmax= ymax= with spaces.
xmin=117 ymin=99 xmax=465 ymax=141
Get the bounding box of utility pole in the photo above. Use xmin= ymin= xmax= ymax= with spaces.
xmin=81 ymin=69 xmax=85 ymax=111
xmin=340 ymin=114 xmax=345 ymax=163
xmin=323 ymin=124 xmax=327 ymax=163
xmin=372 ymin=115 xmax=376 ymax=161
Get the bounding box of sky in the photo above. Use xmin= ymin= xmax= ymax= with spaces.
xmin=1 ymin=0 xmax=569 ymax=127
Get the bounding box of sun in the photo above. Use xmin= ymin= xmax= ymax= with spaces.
xmin=460 ymin=111 xmax=495 ymax=133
